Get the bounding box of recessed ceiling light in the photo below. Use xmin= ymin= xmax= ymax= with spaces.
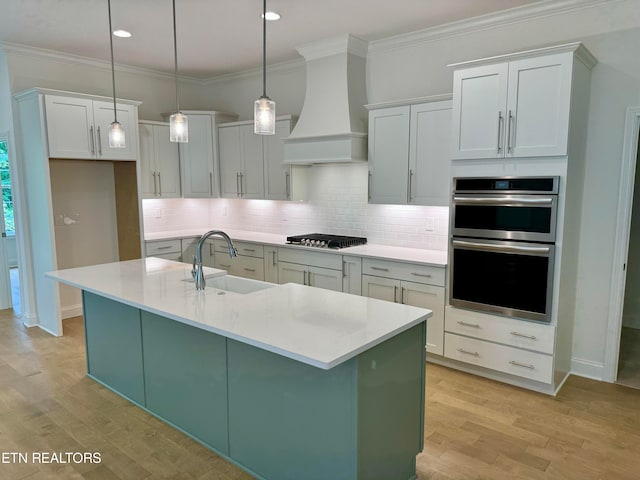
xmin=113 ymin=29 xmax=132 ymax=38
xmin=262 ymin=11 xmax=280 ymax=21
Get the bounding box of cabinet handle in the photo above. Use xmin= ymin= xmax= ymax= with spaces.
xmin=242 ymin=248 xmax=256 ymax=253
xmin=457 ymin=348 xmax=480 ymax=357
xmin=285 ymin=171 xmax=291 ymax=200
xmin=368 ymin=171 xmax=372 ymax=200
xmin=507 ymin=110 xmax=513 ymax=153
xmin=400 ymin=286 xmax=405 ymax=304
xmin=411 ymin=272 xmax=432 ymax=278
xmin=408 ymin=169 xmax=414 ymax=202
xmin=510 ymin=331 xmax=537 ymax=340
xmin=158 ymin=172 xmax=162 ymax=196
xmin=497 ymin=111 xmax=503 ymax=153
xmin=89 ymin=126 xmax=95 ymax=154
xmin=342 ymin=261 xmax=347 ymax=278
xmin=303 ymin=270 xmax=307 ymax=286
xmin=240 ymin=173 xmax=244 ymax=197
xmin=243 ymin=268 xmax=256 ymax=273
xmin=152 ymin=172 xmax=157 ymax=196
xmin=219 ymin=263 xmax=231 ymax=268
xmin=272 ymin=251 xmax=277 ymax=266
xmin=509 ymin=360 xmax=535 ymax=370
xmin=394 ymin=285 xmax=398 ymax=303
xmin=97 ymin=126 xmax=102 ymax=156
xmin=370 ymin=266 xmax=389 ymax=272
xmin=156 ymin=246 xmax=173 ymax=250
xmin=236 ymin=173 xmax=241 ymax=197
xmin=209 ymin=172 xmax=214 ymax=195
xmin=457 ymin=320 xmax=480 ymax=328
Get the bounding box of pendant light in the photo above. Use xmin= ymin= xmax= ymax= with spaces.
xmin=169 ymin=0 xmax=188 ymax=142
xmin=107 ymin=0 xmax=125 ymax=148
xmin=254 ymin=0 xmax=275 ymax=135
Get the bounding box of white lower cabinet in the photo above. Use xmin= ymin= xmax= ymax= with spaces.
xmin=181 ymin=238 xmax=214 ymax=267
xmin=264 ymin=246 xmax=279 ymax=283
xmin=361 ymin=258 xmax=445 ymax=356
xmin=277 ymin=248 xmax=343 ymax=292
xmin=213 ymin=239 xmax=265 ymax=281
xmin=444 ymin=306 xmax=555 ymax=384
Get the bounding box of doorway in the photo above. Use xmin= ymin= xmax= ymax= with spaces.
xmin=606 ymin=106 xmax=640 ymax=384
xmin=0 ymin=138 xmax=18 ymax=313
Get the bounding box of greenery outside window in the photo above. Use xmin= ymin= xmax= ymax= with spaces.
xmin=0 ymin=140 xmax=14 ymax=235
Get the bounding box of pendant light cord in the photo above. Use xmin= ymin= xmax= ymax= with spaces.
xmin=172 ymin=0 xmax=180 ymax=112
xmin=262 ymin=0 xmax=267 ymax=98
xmin=107 ymin=0 xmax=118 ymax=123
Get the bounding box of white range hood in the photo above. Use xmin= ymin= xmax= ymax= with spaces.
xmin=283 ymin=34 xmax=368 ymax=164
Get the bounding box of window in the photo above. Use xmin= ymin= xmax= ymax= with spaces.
xmin=0 ymin=140 xmax=14 ymax=235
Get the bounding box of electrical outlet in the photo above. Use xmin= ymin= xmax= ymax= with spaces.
xmin=222 ymin=206 xmax=228 ymax=217
xmin=425 ymin=217 xmax=435 ymax=232
xmin=153 ymin=208 xmax=162 ymax=219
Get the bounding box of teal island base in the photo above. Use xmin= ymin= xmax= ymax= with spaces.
xmin=82 ymin=291 xmax=426 ymax=480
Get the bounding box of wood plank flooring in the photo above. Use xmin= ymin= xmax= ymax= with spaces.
xmin=1 ymin=309 xmax=640 ymax=479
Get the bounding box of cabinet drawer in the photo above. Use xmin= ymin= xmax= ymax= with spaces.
xmin=146 ymin=239 xmax=182 ymax=256
xmin=445 ymin=306 xmax=555 ymax=354
xmin=444 ymin=333 xmax=553 ymax=384
xmin=277 ymin=247 xmax=342 ymax=271
xmin=214 ymin=239 xmax=264 ymax=258
xmin=215 ymin=255 xmax=265 ymax=281
xmin=362 ymin=258 xmax=444 ymax=286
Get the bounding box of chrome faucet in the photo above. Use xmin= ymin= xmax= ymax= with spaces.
xmin=192 ymin=230 xmax=238 ymax=290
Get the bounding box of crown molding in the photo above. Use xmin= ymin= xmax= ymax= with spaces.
xmin=368 ymin=0 xmax=620 ymax=55
xmin=0 ymin=41 xmax=205 ymax=85
xmin=296 ymin=34 xmax=368 ymax=60
xmin=202 ymin=58 xmax=305 ymax=86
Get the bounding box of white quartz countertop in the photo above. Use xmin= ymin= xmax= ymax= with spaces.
xmin=46 ymin=258 xmax=431 ymax=370
xmin=145 ymin=229 xmax=447 ymax=267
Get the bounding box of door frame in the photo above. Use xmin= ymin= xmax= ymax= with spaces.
xmin=604 ymin=105 xmax=640 ymax=382
xmin=0 ymin=133 xmax=14 ymax=309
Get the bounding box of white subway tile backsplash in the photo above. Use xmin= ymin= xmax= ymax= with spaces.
xmin=143 ymin=164 xmax=450 ymax=250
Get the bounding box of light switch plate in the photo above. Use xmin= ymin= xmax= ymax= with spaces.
xmin=425 ymin=217 xmax=435 ymax=232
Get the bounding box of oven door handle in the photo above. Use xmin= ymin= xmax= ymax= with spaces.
xmin=452 ymin=240 xmax=551 ymax=255
xmin=453 ymin=196 xmax=554 ymax=206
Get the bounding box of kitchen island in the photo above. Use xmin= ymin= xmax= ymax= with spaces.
xmin=46 ymin=257 xmax=431 ymax=480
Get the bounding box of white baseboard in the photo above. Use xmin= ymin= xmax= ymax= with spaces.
xmin=21 ymin=313 xmax=38 ymax=328
xmin=571 ymin=357 xmax=605 ymax=381
xmin=60 ymin=304 xmax=83 ymax=320
xmin=35 ymin=323 xmax=62 ymax=337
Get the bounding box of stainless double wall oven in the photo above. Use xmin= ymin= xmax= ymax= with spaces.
xmin=450 ymin=177 xmax=559 ymax=322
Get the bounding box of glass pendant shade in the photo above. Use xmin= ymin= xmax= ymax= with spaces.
xmin=254 ymin=96 xmax=275 ymax=135
xmin=108 ymin=120 xmax=126 ymax=148
xmin=170 ymin=111 xmax=189 ymax=143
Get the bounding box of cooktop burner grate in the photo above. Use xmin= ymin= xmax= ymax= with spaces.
xmin=286 ymin=233 xmax=367 ymax=249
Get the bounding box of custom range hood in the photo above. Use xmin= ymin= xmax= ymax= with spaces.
xmin=283 ymin=34 xmax=368 ymax=164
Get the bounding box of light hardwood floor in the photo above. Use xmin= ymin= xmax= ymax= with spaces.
xmin=1 ymin=310 xmax=640 ymax=480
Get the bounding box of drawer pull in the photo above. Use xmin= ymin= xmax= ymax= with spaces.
xmin=509 ymin=360 xmax=535 ymax=370
xmin=244 ymin=268 xmax=256 ymax=273
xmin=370 ymin=266 xmax=389 ymax=272
xmin=156 ymin=246 xmax=174 ymax=250
xmin=457 ymin=348 xmax=479 ymax=357
xmin=457 ymin=321 xmax=480 ymax=328
xmin=219 ymin=263 xmax=231 ymax=268
xmin=243 ymin=248 xmax=256 ymax=253
xmin=510 ymin=331 xmax=537 ymax=340
xmin=411 ymin=272 xmax=432 ymax=278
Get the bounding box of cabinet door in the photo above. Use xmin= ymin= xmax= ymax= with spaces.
xmin=401 ymin=281 xmax=445 ymax=356
xmin=181 ymin=237 xmax=213 ymax=267
xmin=362 ymin=274 xmax=400 ymax=303
xmin=141 ymin=311 xmax=229 ymax=454
xmin=264 ymin=119 xmax=291 ymax=200
xmin=153 ymin=124 xmax=180 ymax=198
xmin=368 ymin=106 xmax=410 ymax=204
xmin=93 ymin=101 xmax=137 ymax=160
xmin=308 ymin=266 xmax=342 ymax=292
xmin=218 ymin=125 xmax=242 ymax=198
xmin=138 ymin=123 xmax=157 ymax=197
xmin=409 ymin=102 xmax=452 ymax=206
xmin=44 ymin=95 xmax=94 ymax=159
xmin=179 ymin=114 xmax=215 ymax=197
xmin=239 ymin=124 xmax=264 ymax=198
xmin=278 ymin=261 xmax=306 ymax=286
xmin=506 ymin=53 xmax=572 ymax=157
xmin=451 ymin=63 xmax=508 ymax=159
xmin=342 ymin=255 xmax=362 ymax=295
xmin=214 ymin=254 xmax=234 ymax=273
xmin=264 ymin=246 xmax=279 ymax=283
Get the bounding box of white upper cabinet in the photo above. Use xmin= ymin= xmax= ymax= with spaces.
xmin=451 ymin=48 xmax=579 ymax=160
xmin=368 ymin=98 xmax=452 ymax=206
xmin=177 ymin=111 xmax=238 ymax=198
xmin=219 ymin=116 xmax=294 ymax=200
xmin=45 ymin=94 xmax=137 ymax=161
xmin=138 ymin=122 xmax=180 ymax=198
xmin=368 ymin=106 xmax=410 ymax=204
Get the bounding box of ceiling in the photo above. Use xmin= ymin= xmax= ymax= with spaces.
xmin=0 ymin=0 xmax=546 ymax=79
